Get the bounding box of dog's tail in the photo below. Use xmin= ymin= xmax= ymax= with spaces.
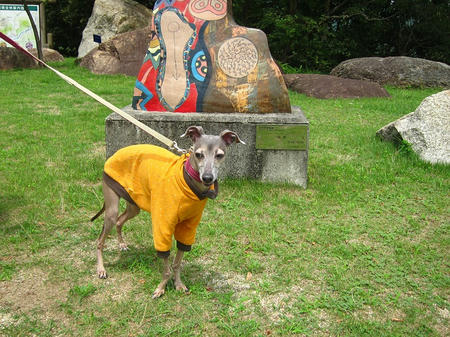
xmin=90 ymin=203 xmax=105 ymax=222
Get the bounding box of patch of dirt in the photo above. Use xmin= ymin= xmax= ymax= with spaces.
xmin=77 ymin=179 xmax=102 ymax=188
xmin=437 ymin=306 xmax=450 ymax=319
xmin=0 ymin=231 xmax=143 ymax=333
xmin=346 ymin=233 xmax=379 ymax=248
xmin=434 ymin=305 xmax=449 ymax=337
xmin=89 ymin=272 xmax=138 ymax=304
xmin=352 ymin=305 xmax=376 ymax=320
xmin=203 ymin=267 xmax=252 ymax=293
xmin=330 ymin=153 xmax=358 ymax=165
xmin=35 ymin=104 xmax=61 ymax=115
xmin=0 ymin=312 xmax=17 ymax=329
xmin=90 ymin=142 xmax=106 ymax=159
xmin=259 ymin=282 xmax=326 ymax=324
xmin=259 ymin=291 xmax=292 ymax=321
xmin=0 ymin=267 xmax=69 ymax=326
xmin=45 ymin=160 xmax=58 ymax=168
xmin=193 ymin=254 xmax=331 ymax=328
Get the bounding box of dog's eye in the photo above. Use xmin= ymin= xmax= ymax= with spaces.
xmin=195 ymin=152 xmax=204 ymax=159
xmin=215 ymin=153 xmax=224 ymax=160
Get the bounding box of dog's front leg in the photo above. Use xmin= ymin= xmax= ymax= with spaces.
xmin=152 ymin=256 xmax=171 ymax=299
xmin=173 ymin=250 xmax=189 ymax=293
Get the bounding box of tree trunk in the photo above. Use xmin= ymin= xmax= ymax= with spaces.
xmin=288 ymin=0 xmax=298 ymax=15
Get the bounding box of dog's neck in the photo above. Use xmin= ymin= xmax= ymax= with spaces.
xmin=183 ymin=157 xmax=218 ymax=200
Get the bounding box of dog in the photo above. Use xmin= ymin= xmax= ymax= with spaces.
xmin=91 ymin=126 xmax=244 ymax=298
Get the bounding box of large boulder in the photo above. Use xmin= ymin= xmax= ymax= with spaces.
xmin=0 ymin=47 xmax=64 ymax=70
xmin=132 ymin=0 xmax=291 ymax=113
xmin=78 ymin=27 xmax=151 ymax=76
xmin=77 ymin=0 xmax=152 ymax=58
xmin=331 ymin=57 xmax=450 ymax=88
xmin=0 ymin=46 xmax=36 ymax=69
xmin=283 ymin=74 xmax=390 ymax=99
xmin=30 ymin=48 xmax=64 ymax=63
xmin=376 ymin=90 xmax=450 ymax=164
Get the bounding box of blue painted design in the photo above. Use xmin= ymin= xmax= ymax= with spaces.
xmin=189 ymin=22 xmax=211 ymax=112
xmin=154 ymin=0 xmax=175 ymax=10
xmin=191 ymin=50 xmax=207 ymax=82
xmin=135 ymin=80 xmax=153 ymax=111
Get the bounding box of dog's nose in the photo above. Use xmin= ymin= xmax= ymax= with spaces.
xmin=202 ymin=173 xmax=214 ymax=185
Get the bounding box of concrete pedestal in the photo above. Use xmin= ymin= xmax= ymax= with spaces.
xmin=105 ymin=106 xmax=309 ymax=187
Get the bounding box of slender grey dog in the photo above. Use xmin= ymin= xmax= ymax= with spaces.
xmin=91 ymin=126 xmax=244 ymax=298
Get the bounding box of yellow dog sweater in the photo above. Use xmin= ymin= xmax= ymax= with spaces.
xmin=104 ymin=144 xmax=208 ymax=256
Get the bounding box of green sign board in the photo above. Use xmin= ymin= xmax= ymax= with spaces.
xmin=256 ymin=124 xmax=308 ymax=150
xmin=0 ymin=4 xmax=40 ymax=49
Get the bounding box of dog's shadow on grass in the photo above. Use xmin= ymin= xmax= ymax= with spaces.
xmin=184 ymin=263 xmax=239 ymax=294
xmin=105 ymin=246 xmax=159 ymax=274
xmin=103 ymin=246 xmax=234 ymax=293
xmin=0 ymin=193 xmax=27 ymax=233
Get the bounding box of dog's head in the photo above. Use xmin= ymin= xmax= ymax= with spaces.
xmin=181 ymin=126 xmax=245 ymax=185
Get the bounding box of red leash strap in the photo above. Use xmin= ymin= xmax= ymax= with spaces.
xmin=0 ymin=31 xmax=44 ymax=65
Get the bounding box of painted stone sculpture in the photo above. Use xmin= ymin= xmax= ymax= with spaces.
xmin=132 ymin=0 xmax=291 ymax=113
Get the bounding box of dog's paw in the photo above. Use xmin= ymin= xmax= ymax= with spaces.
xmin=97 ymin=269 xmax=108 ymax=279
xmin=175 ymin=282 xmax=190 ymax=295
xmin=152 ymin=288 xmax=165 ymax=299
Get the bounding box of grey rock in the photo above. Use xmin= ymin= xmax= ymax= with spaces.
xmin=0 ymin=47 xmax=64 ymax=70
xmin=331 ymin=57 xmax=450 ymax=88
xmin=78 ymin=0 xmax=152 ymax=58
xmin=78 ymin=27 xmax=151 ymax=76
xmin=377 ymin=90 xmax=450 ymax=164
xmin=0 ymin=46 xmax=36 ymax=69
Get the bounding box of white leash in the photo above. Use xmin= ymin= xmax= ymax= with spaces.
xmin=0 ymin=32 xmax=186 ymax=154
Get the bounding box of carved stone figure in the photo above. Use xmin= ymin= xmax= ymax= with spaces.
xmin=132 ymin=0 xmax=291 ymax=113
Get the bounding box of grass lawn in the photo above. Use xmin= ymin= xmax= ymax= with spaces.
xmin=0 ymin=59 xmax=448 ymax=336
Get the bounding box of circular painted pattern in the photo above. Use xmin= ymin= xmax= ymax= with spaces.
xmin=188 ymin=0 xmax=227 ymax=21
xmin=217 ymin=37 xmax=258 ymax=78
xmin=191 ymin=50 xmax=208 ymax=82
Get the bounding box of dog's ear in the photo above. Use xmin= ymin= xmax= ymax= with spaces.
xmin=180 ymin=126 xmax=205 ymax=142
xmin=220 ymin=130 xmax=246 ymax=146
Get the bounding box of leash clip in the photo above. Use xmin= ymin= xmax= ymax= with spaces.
xmin=171 ymin=141 xmax=187 ymax=154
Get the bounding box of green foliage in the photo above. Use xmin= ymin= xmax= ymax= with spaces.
xmin=233 ymin=0 xmax=450 ymax=72
xmin=45 ymin=0 xmax=95 ymax=56
xmin=43 ymin=0 xmax=449 ymax=72
xmin=277 ymin=61 xmax=302 ymax=74
xmin=0 ymin=261 xmax=16 ymax=281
